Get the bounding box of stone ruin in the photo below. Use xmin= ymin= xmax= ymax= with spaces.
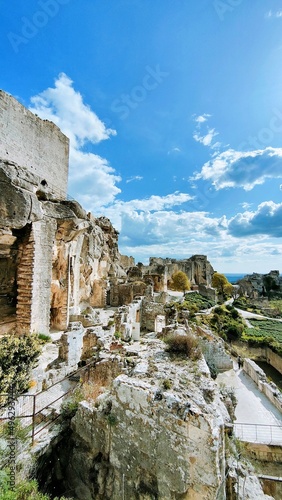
xmin=0 ymin=91 xmax=273 ymax=500
xmin=0 ymin=90 xmax=216 ymax=338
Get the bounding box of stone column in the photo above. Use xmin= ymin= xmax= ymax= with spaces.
xmin=30 ymin=219 xmax=56 ymax=334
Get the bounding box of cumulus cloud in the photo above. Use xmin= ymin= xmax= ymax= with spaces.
xmin=104 ymin=196 xmax=282 ymax=267
xmin=29 ymin=73 xmax=120 ymax=208
xmin=100 ymin=192 xmax=194 ymax=230
xmin=228 ymin=201 xmax=282 ymax=237
xmin=192 ymin=147 xmax=282 ymax=190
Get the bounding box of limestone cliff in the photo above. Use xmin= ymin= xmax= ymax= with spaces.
xmin=0 ymin=159 xmax=126 ymax=334
xmin=37 ymin=337 xmax=229 ymax=500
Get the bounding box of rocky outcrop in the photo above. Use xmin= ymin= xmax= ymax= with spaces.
xmin=238 ymin=271 xmax=282 ymax=299
xmin=0 ymin=160 xmax=126 ymax=334
xmin=37 ymin=337 xmax=230 ymax=499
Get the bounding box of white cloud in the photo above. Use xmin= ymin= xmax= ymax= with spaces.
xmin=228 ymin=201 xmax=282 ymax=237
xmin=192 ymin=113 xmax=220 ymax=149
xmin=117 ymin=206 xmax=282 ymax=271
xmin=100 ymin=192 xmax=194 ymax=230
xmin=266 ymin=10 xmax=282 ymax=18
xmin=193 ymin=128 xmax=219 ymax=147
xmin=29 ymin=73 xmax=120 ymax=208
xmin=192 ymin=147 xmax=282 ymax=190
xmin=168 ymin=147 xmax=181 ymax=154
xmin=126 ymin=176 xmax=143 ymax=184
xmin=194 ymin=114 xmax=211 ymax=124
xmin=69 ymin=149 xmax=121 ymax=209
xmin=240 ymin=202 xmax=252 ymax=210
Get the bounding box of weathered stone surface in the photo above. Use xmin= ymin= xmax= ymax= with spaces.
xmin=238 ymin=270 xmax=282 ymax=298
xmin=0 ymin=160 xmax=128 ymax=333
xmin=0 ymin=161 xmax=43 ymax=228
xmin=62 ymin=340 xmax=229 ymax=499
xmin=0 ymin=90 xmax=69 ymax=199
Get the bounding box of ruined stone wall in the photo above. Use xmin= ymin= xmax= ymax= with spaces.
xmin=141 ymin=299 xmax=165 ymax=332
xmin=144 ymin=255 xmax=214 ymax=292
xmin=114 ymin=299 xmax=142 ymax=340
xmin=198 ymin=283 xmax=217 ymax=303
xmin=0 ymin=90 xmax=69 ymax=199
xmin=0 ymin=161 xmax=127 ymax=335
xmin=244 ymin=358 xmax=282 ymax=415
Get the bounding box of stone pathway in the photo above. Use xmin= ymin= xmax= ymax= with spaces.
xmin=217 ymin=363 xmax=282 ymax=444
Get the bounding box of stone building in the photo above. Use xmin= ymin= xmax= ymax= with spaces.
xmin=0 ymin=90 xmax=69 ymax=199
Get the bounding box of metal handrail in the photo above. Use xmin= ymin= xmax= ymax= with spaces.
xmin=0 ymin=358 xmax=96 ymax=444
xmin=234 ymin=421 xmax=282 ymax=444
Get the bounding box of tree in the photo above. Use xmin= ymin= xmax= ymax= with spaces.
xmin=263 ymin=275 xmax=279 ymax=296
xmin=212 ymin=272 xmax=230 ymax=296
xmin=171 ymin=271 xmax=191 ymax=294
xmin=223 ymin=282 xmax=236 ymax=298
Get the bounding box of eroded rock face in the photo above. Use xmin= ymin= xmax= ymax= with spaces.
xmin=238 ymin=271 xmax=282 ymax=299
xmin=0 ymin=160 xmax=126 ymax=333
xmin=41 ymin=339 xmax=229 ymax=499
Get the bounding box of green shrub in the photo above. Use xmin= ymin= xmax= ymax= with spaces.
xmin=230 ymin=308 xmax=239 ymax=319
xmin=206 ymin=360 xmax=218 ymax=379
xmin=162 ymin=379 xmax=172 ymax=390
xmin=225 ymin=324 xmax=243 ymax=341
xmin=208 ymin=306 xmax=245 ymax=342
xmin=107 ymin=414 xmax=117 ymax=427
xmin=0 ymin=335 xmax=42 ymax=394
xmin=37 ymin=334 xmax=51 ymax=344
xmin=60 ymin=387 xmax=83 ymax=419
xmin=214 ymin=306 xmax=224 ymax=315
xmin=1 ymin=419 xmax=29 ymax=442
xmin=0 ymin=474 xmax=49 ymax=500
xmin=164 ymin=333 xmax=201 ymax=359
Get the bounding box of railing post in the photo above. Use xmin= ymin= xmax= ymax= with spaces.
xmin=31 ymin=395 xmax=36 ymax=446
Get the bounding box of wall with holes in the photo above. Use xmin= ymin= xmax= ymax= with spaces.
xmin=0 ymin=90 xmax=69 ymax=199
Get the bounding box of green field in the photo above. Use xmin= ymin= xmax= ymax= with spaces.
xmin=183 ymin=292 xmax=214 ymax=311
xmin=242 ymin=318 xmax=282 ymax=354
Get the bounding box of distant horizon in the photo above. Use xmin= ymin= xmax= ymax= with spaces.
xmin=133 ymin=257 xmax=279 ymax=276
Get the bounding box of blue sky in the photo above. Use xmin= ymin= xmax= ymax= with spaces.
xmin=1 ymin=0 xmax=282 ymax=273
